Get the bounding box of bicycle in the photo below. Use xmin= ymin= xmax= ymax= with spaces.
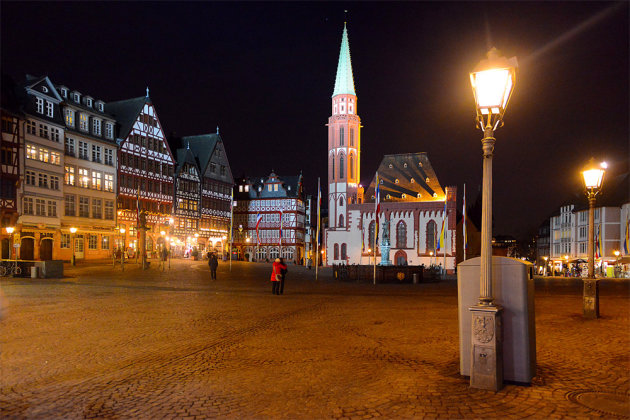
xmin=0 ymin=260 xmax=21 ymax=277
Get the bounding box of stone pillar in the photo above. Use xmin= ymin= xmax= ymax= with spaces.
xmin=469 ymin=305 xmax=503 ymax=391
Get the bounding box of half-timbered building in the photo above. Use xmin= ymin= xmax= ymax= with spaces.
xmin=1 ymin=75 xmax=23 ymax=259
xmin=233 ymin=172 xmax=306 ymax=263
xmin=171 ymin=145 xmax=201 ymax=256
xmin=15 ymin=75 xmax=65 ymax=260
xmin=57 ymin=83 xmax=118 ymax=261
xmin=105 ymin=91 xmax=175 ymax=256
xmin=184 ymin=132 xmax=234 ymax=255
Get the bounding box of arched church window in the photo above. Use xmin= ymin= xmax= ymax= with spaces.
xmin=339 ymin=155 xmax=345 ymax=179
xmin=350 ymin=128 xmax=355 ymax=146
xmin=340 ymin=127 xmax=345 ymax=146
xmin=331 ymin=155 xmax=335 ymax=181
xmin=396 ymin=221 xmax=407 ymax=248
xmin=339 ymin=214 xmax=344 ymax=227
xmin=341 ymin=243 xmax=347 ymax=260
xmin=426 ymin=220 xmax=437 ymax=252
xmin=339 ymin=196 xmax=344 ymax=206
xmin=334 ymin=243 xmax=339 ymax=260
xmin=350 ymin=155 xmax=355 ymax=179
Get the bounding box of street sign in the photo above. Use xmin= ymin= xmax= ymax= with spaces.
xmin=13 ymin=243 xmax=20 ymax=248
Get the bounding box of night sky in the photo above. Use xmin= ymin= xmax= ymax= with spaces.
xmin=2 ymin=2 xmax=628 ymax=240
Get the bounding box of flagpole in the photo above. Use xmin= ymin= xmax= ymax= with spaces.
xmin=444 ymin=187 xmax=447 ymax=279
xmin=373 ymin=171 xmax=379 ymax=285
xmin=463 ymin=184 xmax=467 ymax=262
xmin=229 ymin=189 xmax=234 ymax=272
xmin=315 ymin=177 xmax=320 ymax=281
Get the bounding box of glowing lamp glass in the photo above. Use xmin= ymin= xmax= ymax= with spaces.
xmin=471 ymin=68 xmax=511 ymax=111
xmin=5 ymin=227 xmax=15 ymax=234
xmin=70 ymin=227 xmax=77 ymax=234
xmin=582 ymin=168 xmax=604 ymax=189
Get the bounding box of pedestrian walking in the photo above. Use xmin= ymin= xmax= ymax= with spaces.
xmin=307 ymin=258 xmax=312 ymax=270
xmin=271 ymin=258 xmax=286 ymax=295
xmin=208 ymin=253 xmax=218 ymax=280
xmin=279 ymin=257 xmax=288 ymax=295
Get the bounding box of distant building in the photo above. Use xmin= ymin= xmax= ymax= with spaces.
xmin=536 ymin=218 xmax=551 ymax=272
xmin=0 ymin=75 xmax=23 ymax=259
xmin=184 ymin=132 xmax=234 ymax=255
xmin=15 ymin=75 xmax=65 ymax=260
xmin=547 ymin=172 xmax=629 ymax=276
xmin=171 ymin=144 xmax=201 ymax=256
xmin=106 ymin=91 xmax=176 ymax=256
xmin=324 ymin=24 xmax=457 ymax=270
xmin=233 ymin=172 xmax=306 ymax=263
xmin=57 ymin=82 xmax=118 ymax=261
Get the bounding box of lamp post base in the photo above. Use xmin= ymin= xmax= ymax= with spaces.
xmin=583 ymin=279 xmax=600 ymax=319
xmin=71 ymin=255 xmax=76 ymax=266
xmin=469 ymin=304 xmax=504 ymax=391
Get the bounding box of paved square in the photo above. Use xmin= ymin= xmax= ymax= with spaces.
xmin=1 ymin=260 xmax=629 ymax=418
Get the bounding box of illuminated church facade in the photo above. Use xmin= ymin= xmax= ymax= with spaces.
xmin=324 ymin=24 xmax=457 ymax=270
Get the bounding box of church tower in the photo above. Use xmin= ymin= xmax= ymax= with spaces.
xmin=328 ymin=23 xmax=361 ymax=231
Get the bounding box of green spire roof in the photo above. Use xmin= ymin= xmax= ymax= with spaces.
xmin=332 ymin=23 xmax=356 ymax=97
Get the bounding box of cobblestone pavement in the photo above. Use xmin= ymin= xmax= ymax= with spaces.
xmin=1 ymin=259 xmax=629 ymax=419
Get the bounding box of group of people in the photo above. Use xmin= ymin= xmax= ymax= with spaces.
xmin=206 ymin=252 xmax=288 ymax=295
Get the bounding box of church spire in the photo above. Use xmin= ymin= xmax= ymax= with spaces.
xmin=333 ymin=23 xmax=356 ymax=97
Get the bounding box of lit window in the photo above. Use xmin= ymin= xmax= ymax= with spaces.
xmin=104 ymin=174 xmax=114 ymax=192
xmin=92 ymin=172 xmax=102 ymax=190
xmin=245 ymin=185 xmax=249 ymax=192
xmin=50 ymin=152 xmax=61 ymax=165
xmin=65 ymin=109 xmax=74 ymax=127
xmin=274 ymin=184 xmax=278 ymax=191
xmin=79 ymin=114 xmax=88 ymax=131
xmin=26 ymin=144 xmax=38 ymax=160
xmin=39 ymin=148 xmax=49 ymax=163
xmin=65 ymin=166 xmax=75 ymax=185
xmin=78 ymin=168 xmax=89 ymax=188
xmin=239 ymin=185 xmax=243 ymax=192
xmin=268 ymin=185 xmax=272 ymax=192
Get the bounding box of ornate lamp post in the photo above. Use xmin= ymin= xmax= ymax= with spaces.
xmin=469 ymin=47 xmax=518 ymax=391
xmin=5 ymin=227 xmax=15 ymax=260
xmin=69 ymin=227 xmax=77 ymax=266
xmin=581 ymin=159 xmax=606 ymax=319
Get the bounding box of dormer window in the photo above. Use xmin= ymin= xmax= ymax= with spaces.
xmin=410 ymin=178 xmax=415 ymax=183
xmin=401 ymin=193 xmax=406 ymax=199
xmin=417 ymin=193 xmax=422 ymax=198
xmin=388 ymin=164 xmax=393 ymax=168
xmin=268 ymin=185 xmax=272 ymax=192
xmin=73 ymin=93 xmax=80 ymax=103
xmin=386 ymin=194 xmax=391 ymax=199
xmin=86 ymin=98 xmax=93 ymax=108
xmin=426 ymin=177 xmax=430 ymax=183
xmin=96 ymin=101 xmax=105 ymax=112
xmin=60 ymin=88 xmax=68 ymax=98
xmin=403 ymin=163 xmax=408 ymax=168
xmin=395 ymin=179 xmax=400 ymax=184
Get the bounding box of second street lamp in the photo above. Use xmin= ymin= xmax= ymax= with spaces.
xmin=469 ymin=47 xmax=517 ymax=391
xmin=70 ymin=227 xmax=77 ymax=266
xmin=581 ymin=159 xmax=606 ymax=319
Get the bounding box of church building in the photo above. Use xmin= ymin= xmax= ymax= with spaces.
xmin=324 ymin=24 xmax=457 ymax=271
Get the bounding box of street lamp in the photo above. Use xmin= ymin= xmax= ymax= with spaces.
xmin=69 ymin=227 xmax=77 ymax=266
xmin=5 ymin=227 xmax=15 ymax=260
xmin=582 ymin=159 xmax=606 ymax=319
xmin=469 ymin=47 xmax=517 ymax=391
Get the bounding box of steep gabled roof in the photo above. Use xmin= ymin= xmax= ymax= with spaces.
xmin=175 ymin=145 xmax=199 ymax=176
xmin=333 ymin=23 xmax=356 ymax=97
xmin=363 ymin=153 xmax=445 ymax=203
xmin=182 ymin=134 xmax=219 ymax=174
xmin=104 ymin=96 xmax=148 ymax=141
xmin=236 ymin=172 xmax=303 ymax=199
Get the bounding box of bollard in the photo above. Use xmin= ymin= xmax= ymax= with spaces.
xmin=31 ymin=266 xmax=38 ymax=279
xmin=413 ymin=273 xmax=418 ymax=284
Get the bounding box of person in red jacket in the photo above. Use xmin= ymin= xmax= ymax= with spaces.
xmin=271 ymin=258 xmax=287 ymax=295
